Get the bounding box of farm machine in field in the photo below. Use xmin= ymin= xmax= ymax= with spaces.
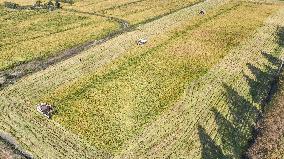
xmin=137 ymin=38 xmax=148 ymax=45
xmin=36 ymin=103 xmax=54 ymax=119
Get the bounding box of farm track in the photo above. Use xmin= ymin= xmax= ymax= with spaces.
xmin=0 ymin=0 xmax=234 ymax=158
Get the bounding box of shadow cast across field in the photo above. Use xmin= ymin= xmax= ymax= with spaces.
xmin=198 ymin=125 xmax=226 ymax=159
xmin=197 ymin=84 xmax=257 ymax=158
xmin=211 ymin=107 xmax=243 ymax=158
xmin=244 ymin=55 xmax=281 ymax=111
xmin=213 ymin=84 xmax=259 ymax=157
xmin=197 ymin=26 xmax=284 ymax=159
xmin=243 ymin=27 xmax=284 ymax=158
xmin=198 ymin=83 xmax=265 ymax=158
xmin=198 ymin=59 xmax=282 ymax=158
xmin=223 ymin=83 xmax=260 ymax=126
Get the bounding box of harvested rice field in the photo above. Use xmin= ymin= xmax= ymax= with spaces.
xmin=0 ymin=0 xmax=284 ymax=158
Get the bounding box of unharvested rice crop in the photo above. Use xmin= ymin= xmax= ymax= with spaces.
xmin=0 ymin=4 xmax=118 ymax=70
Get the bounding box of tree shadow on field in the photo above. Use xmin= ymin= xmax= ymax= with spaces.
xmin=198 ymin=28 xmax=284 ymax=158
xmin=277 ymin=27 xmax=284 ymax=47
xmin=198 ymin=125 xmax=226 ymax=159
xmin=244 ymin=62 xmax=280 ymax=111
xmin=211 ymin=108 xmax=242 ymax=158
xmin=261 ymin=51 xmax=282 ymax=65
xmin=221 ymin=84 xmax=260 ymax=157
xmin=244 ymin=64 xmax=270 ymax=105
xmin=198 ymin=85 xmax=261 ymax=158
xmin=220 ymin=52 xmax=282 ymax=157
xmin=198 ymin=61 xmax=283 ymax=158
xmin=223 ymin=84 xmax=260 ymax=126
xmin=251 ymin=26 xmax=284 ymax=107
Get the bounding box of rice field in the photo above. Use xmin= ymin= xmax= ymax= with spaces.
xmin=64 ymin=0 xmax=202 ymax=25
xmin=0 ymin=0 xmax=284 ymax=158
xmin=0 ymin=4 xmax=118 ymax=71
xmin=63 ymin=0 xmax=142 ymax=12
xmin=34 ymin=1 xmax=280 ymax=154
